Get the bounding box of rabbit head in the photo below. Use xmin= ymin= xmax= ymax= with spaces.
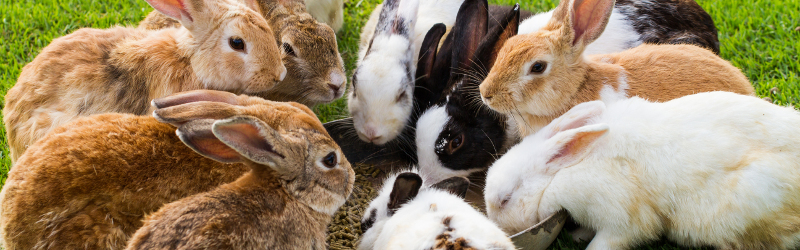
xmin=254 ymin=0 xmax=348 ymax=105
xmin=358 ymin=171 xmax=470 ymax=250
xmin=479 ymin=0 xmax=615 ymax=118
xmin=348 ymin=0 xmax=420 ymax=145
xmin=153 ymin=90 xmax=354 ymax=215
xmin=484 ymin=100 xmax=607 ymax=233
xmin=144 ymin=0 xmax=287 ymax=94
xmin=415 ymin=2 xmax=520 ymax=184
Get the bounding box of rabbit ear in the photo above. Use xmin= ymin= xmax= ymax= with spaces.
xmin=431 ymin=176 xmax=470 ymax=199
xmin=450 ymin=0 xmax=489 ymax=71
xmin=242 ymin=0 xmax=263 ymax=15
xmin=144 ymin=0 xmax=193 ymax=24
xmin=545 ymin=124 xmax=609 ymax=173
xmin=373 ymin=0 xmax=419 ymax=38
xmin=571 ymin=0 xmax=615 ymax=47
xmin=212 ymin=116 xmax=287 ymax=169
xmin=540 ymin=100 xmax=606 ymax=139
xmin=177 ymin=119 xmax=242 ymax=163
xmin=388 ymin=172 xmax=423 ymax=213
xmin=414 ymin=23 xmax=448 ymax=108
xmin=153 ymin=101 xmax=240 ymax=127
xmin=473 ymin=4 xmax=520 ymax=69
xmin=152 ymin=90 xmax=240 ymax=109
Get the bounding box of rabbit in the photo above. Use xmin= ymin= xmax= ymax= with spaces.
xmin=485 ymin=92 xmax=800 ymax=249
xmin=479 ymin=0 xmax=754 ymax=138
xmin=0 ymin=90 xmax=328 ymax=250
xmin=518 ymin=0 xmax=720 ymax=55
xmin=125 ymin=113 xmax=354 ymax=249
xmin=139 ymin=0 xmax=347 ymax=107
xmin=3 ymin=0 xmax=287 ymax=164
xmin=415 ymin=0 xmax=521 ymax=185
xmin=360 ymin=172 xmax=514 ymax=250
xmin=348 ymin=0 xmax=533 ymax=146
xmin=304 ymin=0 xmax=344 ymax=32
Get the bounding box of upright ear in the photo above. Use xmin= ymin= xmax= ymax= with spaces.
xmin=570 ymin=0 xmax=615 ymax=48
xmin=431 ymin=176 xmax=470 ymax=199
xmin=152 ymin=90 xmax=240 ymax=109
xmin=143 ymin=0 xmax=197 ymax=27
xmin=388 ymin=172 xmax=423 ymax=213
xmin=212 ymin=116 xmax=288 ymax=169
xmin=540 ymin=100 xmax=606 ymax=139
xmin=242 ymin=0 xmax=263 ymax=16
xmin=373 ymin=0 xmax=419 ymax=38
xmin=414 ymin=23 xmax=448 ymax=109
xmin=450 ymin=0 xmax=489 ymax=71
xmin=545 ymin=124 xmax=609 ymax=172
xmin=473 ymin=3 xmax=520 ymax=71
xmin=177 ymin=119 xmax=242 ymax=163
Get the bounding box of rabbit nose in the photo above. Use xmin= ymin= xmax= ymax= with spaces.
xmin=329 ymin=72 xmax=345 ymax=91
xmin=328 ymin=83 xmax=341 ymax=93
xmin=363 ymin=125 xmax=382 ymax=143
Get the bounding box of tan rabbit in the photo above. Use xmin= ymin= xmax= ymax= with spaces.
xmin=478 ymin=0 xmax=754 ymax=137
xmin=2 ymin=0 xmax=287 ymax=163
xmin=0 ymin=90 xmax=331 ymax=250
xmin=140 ymin=0 xmax=348 ymax=107
xmin=125 ymin=110 xmax=353 ymax=250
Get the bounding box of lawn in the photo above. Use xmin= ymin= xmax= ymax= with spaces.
xmin=0 ymin=0 xmax=798 ymax=249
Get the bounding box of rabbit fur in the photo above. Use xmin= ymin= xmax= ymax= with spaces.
xmin=518 ymin=0 xmax=720 ymax=55
xmin=125 ymin=110 xmax=353 ymax=249
xmin=479 ymin=0 xmax=754 ymax=138
xmin=360 ymin=172 xmax=514 ymax=250
xmin=485 ymin=92 xmax=800 ymax=249
xmin=140 ymin=0 xmax=348 ymax=107
xmin=3 ymin=0 xmax=287 ymax=163
xmin=0 ymin=90 xmax=330 ymax=250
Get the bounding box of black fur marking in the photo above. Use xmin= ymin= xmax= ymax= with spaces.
xmin=361 ymin=209 xmax=378 ymax=232
xmin=615 ymin=0 xmax=720 ymax=54
xmin=106 ymin=63 xmax=150 ymax=115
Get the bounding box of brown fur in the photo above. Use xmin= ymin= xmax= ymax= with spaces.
xmin=0 ymin=91 xmax=343 ymax=250
xmin=479 ymin=0 xmax=754 ymax=137
xmin=3 ymin=0 xmax=285 ymax=163
xmin=140 ymin=0 xmax=347 ymax=107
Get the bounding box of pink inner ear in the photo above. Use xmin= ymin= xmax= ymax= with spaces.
xmin=571 ymin=0 xmax=612 ymax=46
xmin=147 ymin=0 xmax=193 ymax=22
xmin=194 ymin=137 xmax=241 ymax=162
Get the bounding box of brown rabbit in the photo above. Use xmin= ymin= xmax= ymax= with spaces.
xmin=479 ymin=0 xmax=754 ymax=137
xmin=0 ymin=90 xmax=333 ymax=250
xmin=140 ymin=0 xmax=348 ymax=107
xmin=125 ymin=112 xmax=353 ymax=250
xmin=2 ymin=0 xmax=286 ymax=163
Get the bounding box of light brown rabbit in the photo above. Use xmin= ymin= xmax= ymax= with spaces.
xmin=478 ymin=0 xmax=754 ymax=137
xmin=125 ymin=112 xmax=353 ymax=250
xmin=0 ymin=90 xmax=335 ymax=250
xmin=2 ymin=0 xmax=287 ymax=163
xmin=140 ymin=0 xmax=348 ymax=107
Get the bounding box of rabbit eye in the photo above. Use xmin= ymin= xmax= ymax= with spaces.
xmin=446 ymin=134 xmax=465 ymax=155
xmin=283 ymin=43 xmax=296 ymax=57
xmin=229 ymin=37 xmax=246 ymax=52
xmin=322 ymin=152 xmax=337 ymax=168
xmin=530 ymin=61 xmax=547 ymax=74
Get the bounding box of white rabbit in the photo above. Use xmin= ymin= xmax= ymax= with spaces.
xmin=361 ymin=172 xmax=514 ymax=250
xmin=485 ymin=92 xmax=800 ymax=249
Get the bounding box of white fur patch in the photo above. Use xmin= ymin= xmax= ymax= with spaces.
xmin=415 ymin=106 xmax=450 ymax=184
xmin=519 ymin=9 xmax=642 ymax=56
xmin=598 ymin=70 xmax=630 ymax=104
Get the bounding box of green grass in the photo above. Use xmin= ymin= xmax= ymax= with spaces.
xmin=0 ymin=0 xmax=798 ymax=248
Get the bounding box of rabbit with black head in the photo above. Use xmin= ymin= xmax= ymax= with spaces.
xmin=415 ymin=0 xmax=521 ymax=184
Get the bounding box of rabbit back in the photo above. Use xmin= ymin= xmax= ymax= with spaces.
xmin=0 ymin=114 xmax=246 ymax=250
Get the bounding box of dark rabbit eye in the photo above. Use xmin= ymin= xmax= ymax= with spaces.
xmin=322 ymin=152 xmax=337 ymax=168
xmin=229 ymin=37 xmax=246 ymax=52
xmin=283 ymin=43 xmax=296 ymax=56
xmin=395 ymin=90 xmax=407 ymax=103
xmin=446 ymin=134 xmax=465 ymax=155
xmin=530 ymin=61 xmax=547 ymax=74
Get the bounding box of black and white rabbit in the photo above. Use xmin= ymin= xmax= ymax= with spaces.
xmin=414 ymin=2 xmax=521 ymax=185
xmin=518 ymin=0 xmax=720 ymax=54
